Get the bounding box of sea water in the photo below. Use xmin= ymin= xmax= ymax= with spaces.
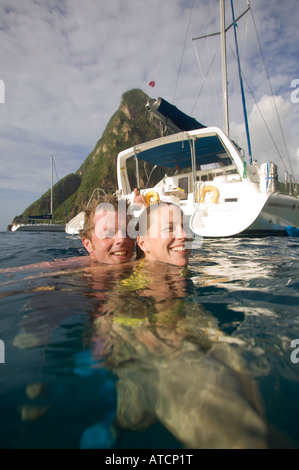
xmin=0 ymin=231 xmax=298 ymax=449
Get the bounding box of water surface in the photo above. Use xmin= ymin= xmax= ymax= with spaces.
xmin=0 ymin=231 xmax=298 ymax=449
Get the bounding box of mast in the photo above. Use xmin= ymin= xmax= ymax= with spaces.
xmin=192 ymin=1 xmax=250 ymax=141
xmin=220 ymin=0 xmax=229 ymax=136
xmin=50 ymin=154 xmax=53 ymax=223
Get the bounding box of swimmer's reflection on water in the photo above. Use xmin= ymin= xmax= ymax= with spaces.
xmin=85 ymin=259 xmax=272 ymax=449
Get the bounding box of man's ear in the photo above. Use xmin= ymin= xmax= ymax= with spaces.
xmin=137 ymin=236 xmax=149 ymax=254
xmin=82 ymin=237 xmax=93 ymax=254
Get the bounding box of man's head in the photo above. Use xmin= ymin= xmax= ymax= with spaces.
xmin=80 ymin=194 xmax=134 ymax=265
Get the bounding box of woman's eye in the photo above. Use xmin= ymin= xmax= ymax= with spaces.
xmin=161 ymin=225 xmax=175 ymax=235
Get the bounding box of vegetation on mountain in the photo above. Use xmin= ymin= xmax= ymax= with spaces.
xmin=13 ymin=89 xmax=165 ymax=224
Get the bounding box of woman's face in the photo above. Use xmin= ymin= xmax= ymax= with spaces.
xmin=137 ymin=205 xmax=193 ymax=266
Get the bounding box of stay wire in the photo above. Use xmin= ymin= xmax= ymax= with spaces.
xmin=250 ymin=5 xmax=295 ymax=177
xmin=191 ymin=47 xmax=217 ymax=116
xmin=229 ymin=44 xmax=288 ymax=173
xmin=172 ymin=0 xmax=195 ymax=104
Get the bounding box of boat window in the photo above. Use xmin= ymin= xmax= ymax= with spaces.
xmin=194 ymin=139 xmax=234 ymax=169
xmin=200 ymin=162 xmax=224 ymax=170
xmin=125 ymin=155 xmax=175 ymax=192
xmin=178 ymin=177 xmax=188 ymax=194
xmin=198 ymin=174 xmax=212 ymax=182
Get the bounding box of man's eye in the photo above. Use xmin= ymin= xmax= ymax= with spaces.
xmin=99 ymin=230 xmax=115 ymax=239
xmin=161 ymin=225 xmax=173 ymax=232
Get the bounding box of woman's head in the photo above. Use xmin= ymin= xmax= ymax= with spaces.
xmin=136 ymin=202 xmax=193 ymax=266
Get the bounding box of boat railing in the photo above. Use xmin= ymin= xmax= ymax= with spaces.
xmin=87 ymin=188 xmax=107 ymax=207
xmin=283 ymin=172 xmax=298 ymax=197
xmin=193 ymin=181 xmax=205 ymax=206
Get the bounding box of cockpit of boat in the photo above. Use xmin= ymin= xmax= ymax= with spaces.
xmin=119 ymin=130 xmax=242 ymax=199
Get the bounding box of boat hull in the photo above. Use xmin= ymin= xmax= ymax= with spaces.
xmin=247 ymin=192 xmax=299 ymax=233
xmin=65 ymin=212 xmax=84 ymax=235
xmin=189 ymin=190 xmax=299 ymax=238
xmin=12 ymin=224 xmax=65 ymax=232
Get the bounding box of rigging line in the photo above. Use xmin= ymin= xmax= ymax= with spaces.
xmin=192 ymin=38 xmax=205 ymax=80
xmin=191 ymin=0 xmax=220 ymax=124
xmin=230 ymin=45 xmax=288 ymax=173
xmin=250 ymin=5 xmax=295 ymax=177
xmin=230 ymin=0 xmax=252 ymax=161
xmin=191 ymin=47 xmax=217 ymax=116
xmin=149 ymin=18 xmax=169 ymax=88
xmin=172 ymin=0 xmax=195 ymax=104
xmin=230 ymin=6 xmax=249 ymax=91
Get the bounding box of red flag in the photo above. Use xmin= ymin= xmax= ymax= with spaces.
xmin=149 ymin=81 xmax=155 ymax=87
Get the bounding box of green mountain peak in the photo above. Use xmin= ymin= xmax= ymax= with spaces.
xmin=13 ymin=88 xmax=165 ymax=225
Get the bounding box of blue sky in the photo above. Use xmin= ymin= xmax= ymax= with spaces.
xmin=0 ymin=0 xmax=299 ymax=231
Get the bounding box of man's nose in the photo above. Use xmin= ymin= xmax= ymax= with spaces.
xmin=115 ymin=227 xmax=127 ymax=240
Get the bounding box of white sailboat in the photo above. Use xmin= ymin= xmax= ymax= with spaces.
xmin=116 ymin=0 xmax=299 ymax=237
xmin=11 ymin=155 xmax=65 ymax=232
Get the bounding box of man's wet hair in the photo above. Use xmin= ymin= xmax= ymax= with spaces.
xmin=80 ymin=194 xmax=129 ymax=241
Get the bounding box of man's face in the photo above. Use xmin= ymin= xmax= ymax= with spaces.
xmin=83 ymin=209 xmax=134 ymax=264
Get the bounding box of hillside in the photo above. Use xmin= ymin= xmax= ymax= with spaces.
xmin=13 ymin=89 xmax=166 ymax=225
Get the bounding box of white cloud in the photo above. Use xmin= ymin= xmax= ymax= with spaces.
xmin=230 ymin=93 xmax=299 ymax=178
xmin=0 ymin=0 xmax=298 ymax=230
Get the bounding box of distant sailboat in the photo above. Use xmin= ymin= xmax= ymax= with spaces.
xmin=11 ymin=155 xmax=65 ymax=232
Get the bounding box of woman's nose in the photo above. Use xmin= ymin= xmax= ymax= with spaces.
xmin=174 ymin=225 xmax=187 ymax=239
xmin=175 ymin=224 xmax=193 ymax=240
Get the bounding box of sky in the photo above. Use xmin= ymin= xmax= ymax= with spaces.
xmin=0 ymin=0 xmax=299 ymax=231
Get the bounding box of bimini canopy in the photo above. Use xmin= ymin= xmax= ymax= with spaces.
xmin=146 ymin=97 xmax=206 ymax=132
xmin=135 ymin=133 xmax=231 ymax=170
